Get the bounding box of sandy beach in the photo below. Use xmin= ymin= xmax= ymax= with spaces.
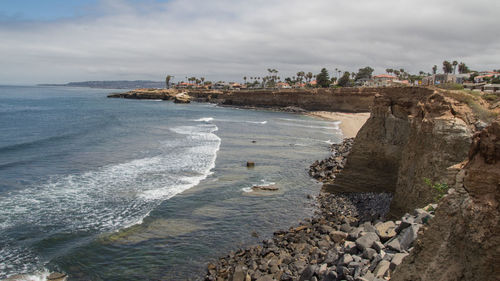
xmin=307 ymin=111 xmax=371 ymax=138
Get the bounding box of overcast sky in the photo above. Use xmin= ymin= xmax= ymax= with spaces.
xmin=1 ymin=0 xmax=499 ymax=84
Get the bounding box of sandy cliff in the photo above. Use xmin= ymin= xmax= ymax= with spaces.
xmin=329 ymin=87 xmax=477 ymax=217
xmin=109 ymin=88 xmax=377 ymax=113
xmin=392 ymin=119 xmax=500 ymax=281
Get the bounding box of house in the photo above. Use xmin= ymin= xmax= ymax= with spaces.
xmin=372 ymin=74 xmax=397 ymax=86
xmin=213 ymin=82 xmax=231 ymax=89
xmin=176 ymin=82 xmax=196 ymax=89
xmin=355 ymin=77 xmax=372 ymax=86
xmin=474 ymin=74 xmax=498 ymax=83
xmin=277 ymin=82 xmax=291 ymax=89
xmin=421 ymin=73 xmax=469 ymax=85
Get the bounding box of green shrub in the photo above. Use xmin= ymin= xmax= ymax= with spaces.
xmin=483 ymin=93 xmax=499 ymax=102
xmin=437 ymin=83 xmax=464 ymax=90
xmin=423 ymin=177 xmax=449 ymax=201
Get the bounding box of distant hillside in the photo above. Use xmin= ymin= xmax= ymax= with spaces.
xmin=39 ymin=80 xmax=165 ymax=89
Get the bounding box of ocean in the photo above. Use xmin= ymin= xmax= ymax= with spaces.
xmin=0 ymin=85 xmax=342 ymax=280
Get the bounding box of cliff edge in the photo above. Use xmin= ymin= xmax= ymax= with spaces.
xmin=392 ymin=118 xmax=500 ymax=281
xmin=329 ymin=87 xmax=478 ymax=216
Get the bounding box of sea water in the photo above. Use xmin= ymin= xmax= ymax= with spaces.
xmin=0 ymin=86 xmax=342 ymax=280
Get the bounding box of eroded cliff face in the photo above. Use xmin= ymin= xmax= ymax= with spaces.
xmin=392 ymin=119 xmax=500 ymax=281
xmin=204 ymin=88 xmax=376 ymax=112
xmin=330 ymin=88 xmax=475 ymax=216
xmin=109 ymin=88 xmax=377 ymax=113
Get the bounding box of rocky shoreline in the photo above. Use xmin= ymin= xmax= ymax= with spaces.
xmin=204 ymin=138 xmax=436 ymax=281
xmin=309 ymin=138 xmax=354 ymax=183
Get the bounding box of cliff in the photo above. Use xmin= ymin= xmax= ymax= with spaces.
xmin=328 ymin=87 xmax=478 ymax=216
xmin=108 ymin=88 xmax=376 ymax=113
xmin=392 ymin=119 xmax=500 ymax=281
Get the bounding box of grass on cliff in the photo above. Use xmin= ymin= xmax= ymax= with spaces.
xmin=423 ymin=178 xmax=449 ymax=201
xmin=443 ymin=90 xmax=498 ymax=122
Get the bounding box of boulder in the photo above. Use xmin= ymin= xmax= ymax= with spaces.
xmin=375 ymin=221 xmax=397 ymax=241
xmin=390 ymin=253 xmax=409 ymax=270
xmin=373 ymin=260 xmax=391 ymax=278
xmin=47 ymin=273 xmax=67 ymax=281
xmin=330 ymin=231 xmax=348 ymax=243
xmin=252 ymin=185 xmax=279 ymax=191
xmin=173 ymin=92 xmax=191 ymax=103
xmin=355 ymin=233 xmax=380 ymax=251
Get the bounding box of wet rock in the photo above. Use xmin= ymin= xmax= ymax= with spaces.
xmin=299 ymin=265 xmax=316 ymax=281
xmin=330 ymin=231 xmax=348 ymax=243
xmin=256 ymin=275 xmax=275 ymax=281
xmin=47 ymin=273 xmax=67 ymax=281
xmin=246 ymin=161 xmax=255 ymax=168
xmin=232 ymin=265 xmax=246 ymax=281
xmin=252 ymin=185 xmax=279 ymax=191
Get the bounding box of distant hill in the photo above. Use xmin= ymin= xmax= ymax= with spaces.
xmin=39 ymin=80 xmax=165 ymax=89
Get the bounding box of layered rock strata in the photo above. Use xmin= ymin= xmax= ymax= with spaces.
xmin=331 ymin=88 xmax=476 ymax=216
xmin=392 ymin=119 xmax=500 ymax=281
xmin=109 ymin=88 xmax=377 ymax=113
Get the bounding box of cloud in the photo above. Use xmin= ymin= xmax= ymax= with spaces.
xmin=0 ymin=0 xmax=499 ymax=84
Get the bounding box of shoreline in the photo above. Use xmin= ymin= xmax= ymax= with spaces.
xmin=307 ymin=111 xmax=370 ymax=139
xmin=204 ymin=139 xmax=433 ymax=281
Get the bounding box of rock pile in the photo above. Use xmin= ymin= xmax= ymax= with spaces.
xmin=205 ymin=193 xmax=436 ymax=281
xmin=309 ymin=138 xmax=354 ymax=182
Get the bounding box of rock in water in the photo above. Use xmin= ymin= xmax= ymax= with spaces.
xmin=252 ymin=185 xmax=279 ymax=191
xmin=246 ymin=161 xmax=255 ymax=168
xmin=173 ymin=92 xmax=191 ymax=103
xmin=47 ymin=272 xmax=67 ymax=281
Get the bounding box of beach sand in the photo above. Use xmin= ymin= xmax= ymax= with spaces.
xmin=307 ymin=111 xmax=370 ymax=138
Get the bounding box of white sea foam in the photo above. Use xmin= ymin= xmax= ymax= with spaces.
xmin=241 ymin=180 xmax=276 ymax=193
xmin=278 ymin=118 xmax=341 ymax=125
xmin=194 ymin=117 xmax=214 ymax=122
xmin=246 ymin=120 xmax=267 ymax=124
xmin=0 ymin=123 xmax=221 ymax=278
xmin=276 ymin=121 xmax=340 ymax=130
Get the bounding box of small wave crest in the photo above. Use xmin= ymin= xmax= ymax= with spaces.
xmin=194 ymin=117 xmax=214 ymax=122
xmin=242 ymin=180 xmax=276 ymax=193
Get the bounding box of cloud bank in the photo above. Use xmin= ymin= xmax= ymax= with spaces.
xmin=1 ymin=0 xmax=499 ymax=84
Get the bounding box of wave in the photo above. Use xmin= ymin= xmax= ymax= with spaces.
xmin=276 ymin=121 xmax=340 ymax=130
xmin=0 ymin=123 xmax=221 ymax=278
xmin=194 ymin=117 xmax=214 ymax=122
xmin=242 ymin=180 xmax=276 ymax=193
xmin=194 ymin=117 xmax=267 ymax=125
xmin=0 ymin=133 xmax=80 ymax=154
xmin=0 ymin=117 xmax=116 ymax=155
xmin=278 ymin=118 xmax=341 ymax=125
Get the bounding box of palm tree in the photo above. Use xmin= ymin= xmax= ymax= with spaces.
xmin=201 ymin=77 xmax=205 ymax=84
xmin=306 ymin=72 xmax=313 ymax=83
xmin=165 ymin=75 xmax=173 ymax=88
xmin=432 ymin=65 xmax=437 ymax=75
xmin=452 ymin=61 xmax=458 ymax=74
xmin=243 ymin=76 xmax=247 ymax=85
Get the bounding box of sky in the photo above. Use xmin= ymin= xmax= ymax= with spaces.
xmin=0 ymin=0 xmax=499 ymax=84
